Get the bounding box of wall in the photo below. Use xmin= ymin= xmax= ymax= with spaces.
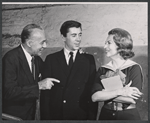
xmin=2 ymin=3 xmax=147 ymax=48
xmin=2 ymin=3 xmax=148 ymax=120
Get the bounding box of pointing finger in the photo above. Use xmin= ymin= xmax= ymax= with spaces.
xmin=49 ymin=78 xmax=60 ymax=83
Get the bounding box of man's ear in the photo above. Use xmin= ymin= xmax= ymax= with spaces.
xmin=61 ymin=35 xmax=66 ymax=42
xmin=26 ymin=40 xmax=32 ymax=47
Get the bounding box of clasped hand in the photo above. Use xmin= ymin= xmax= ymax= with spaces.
xmin=38 ymin=78 xmax=60 ymax=90
xmin=120 ymin=81 xmax=143 ymax=99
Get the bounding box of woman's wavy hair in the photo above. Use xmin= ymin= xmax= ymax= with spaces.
xmin=108 ymin=28 xmax=135 ymax=60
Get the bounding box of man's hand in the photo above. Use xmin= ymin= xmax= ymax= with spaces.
xmin=38 ymin=78 xmax=60 ymax=90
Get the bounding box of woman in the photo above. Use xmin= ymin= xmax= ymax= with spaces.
xmin=91 ymin=28 xmax=143 ymax=120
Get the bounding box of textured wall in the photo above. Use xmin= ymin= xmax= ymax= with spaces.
xmin=2 ymin=3 xmax=148 ymax=120
xmin=2 ymin=3 xmax=147 ymax=48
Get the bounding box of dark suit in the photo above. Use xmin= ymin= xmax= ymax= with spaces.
xmin=40 ymin=49 xmax=97 ymax=120
xmin=2 ymin=45 xmax=43 ymax=120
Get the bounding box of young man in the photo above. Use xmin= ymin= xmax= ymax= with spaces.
xmin=2 ymin=24 xmax=59 ymax=120
xmin=40 ymin=20 xmax=97 ymax=120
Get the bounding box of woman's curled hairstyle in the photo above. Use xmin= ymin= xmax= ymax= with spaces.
xmin=108 ymin=28 xmax=135 ymax=59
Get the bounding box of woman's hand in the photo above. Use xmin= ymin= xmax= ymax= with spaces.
xmin=119 ymin=81 xmax=143 ymax=99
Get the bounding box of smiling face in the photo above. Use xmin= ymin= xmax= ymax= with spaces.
xmin=104 ymin=35 xmax=119 ymax=58
xmin=29 ymin=29 xmax=47 ymax=56
xmin=63 ymin=27 xmax=82 ymax=51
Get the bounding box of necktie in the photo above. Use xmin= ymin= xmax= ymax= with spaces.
xmin=69 ymin=52 xmax=73 ymax=68
xmin=31 ymin=56 xmax=40 ymax=120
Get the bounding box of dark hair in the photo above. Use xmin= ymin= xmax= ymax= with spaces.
xmin=60 ymin=20 xmax=82 ymax=37
xmin=21 ymin=24 xmax=43 ymax=43
xmin=108 ymin=28 xmax=135 ymax=59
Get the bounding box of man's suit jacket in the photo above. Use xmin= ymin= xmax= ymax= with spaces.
xmin=40 ymin=49 xmax=97 ymax=120
xmin=2 ymin=45 xmax=43 ymax=120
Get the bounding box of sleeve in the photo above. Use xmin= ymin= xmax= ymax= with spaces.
xmin=120 ymin=64 xmax=143 ymax=107
xmin=129 ymin=65 xmax=143 ymax=91
xmin=40 ymin=56 xmax=51 ymax=120
xmin=2 ymin=54 xmax=39 ymax=102
xmin=85 ymin=55 xmax=98 ymax=120
xmin=91 ymin=67 xmax=104 ymax=95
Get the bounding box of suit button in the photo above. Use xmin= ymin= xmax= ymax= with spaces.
xmin=63 ymin=100 xmax=66 ymax=103
xmin=77 ymin=87 xmax=80 ymax=89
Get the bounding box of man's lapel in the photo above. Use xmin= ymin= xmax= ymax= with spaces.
xmin=67 ymin=51 xmax=86 ymax=85
xmin=34 ymin=56 xmax=40 ymax=82
xmin=18 ymin=46 xmax=34 ymax=83
xmin=57 ymin=49 xmax=69 ymax=77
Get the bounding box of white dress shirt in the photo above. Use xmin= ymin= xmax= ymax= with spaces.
xmin=64 ymin=48 xmax=78 ymax=65
xmin=21 ymin=44 xmax=32 ymax=72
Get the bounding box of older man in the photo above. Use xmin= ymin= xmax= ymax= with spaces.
xmin=2 ymin=24 xmax=59 ymax=120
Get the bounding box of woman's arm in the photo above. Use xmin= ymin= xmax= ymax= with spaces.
xmin=113 ymin=65 xmax=143 ymax=103
xmin=113 ymin=96 xmax=136 ymax=104
xmin=92 ymin=89 xmax=119 ymax=102
xmin=92 ymin=65 xmax=143 ymax=103
xmin=92 ymin=85 xmax=142 ymax=103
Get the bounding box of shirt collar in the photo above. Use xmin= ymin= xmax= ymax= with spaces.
xmin=64 ymin=47 xmax=78 ymax=57
xmin=21 ymin=44 xmax=32 ymax=61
